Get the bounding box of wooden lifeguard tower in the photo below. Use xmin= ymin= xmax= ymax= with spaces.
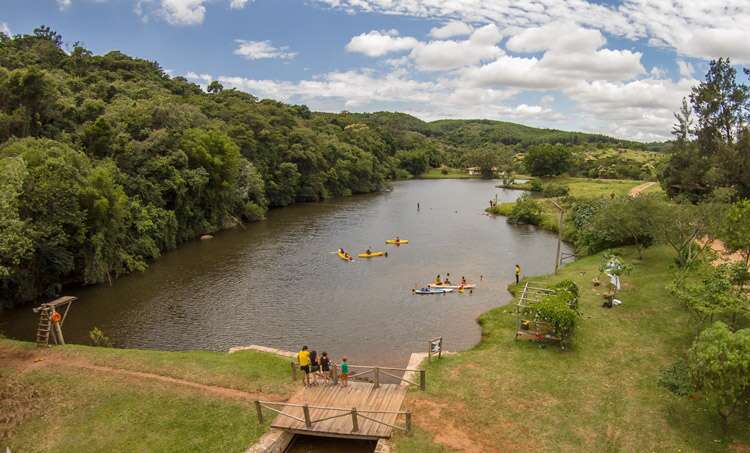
xmin=33 ymin=296 xmax=77 ymax=347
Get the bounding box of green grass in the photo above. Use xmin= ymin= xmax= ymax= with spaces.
xmin=3 ymin=366 xmax=270 ymax=453
xmin=393 ymin=246 xmax=750 ymax=452
xmin=418 ymin=167 xmax=479 ymax=179
xmin=0 ymin=340 xmax=293 ymax=452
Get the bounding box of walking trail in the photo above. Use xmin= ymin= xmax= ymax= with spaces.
xmin=628 ymin=181 xmax=656 ymax=197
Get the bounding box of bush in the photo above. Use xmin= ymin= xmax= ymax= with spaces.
xmin=658 ymin=360 xmax=693 ymax=396
xmin=530 ymin=179 xmax=543 ymax=192
xmin=507 ymin=194 xmax=543 ymax=225
xmin=535 ymin=294 xmax=578 ymax=340
xmin=542 ymin=182 xmax=570 ymax=197
xmin=552 ymin=279 xmax=579 ymax=299
xmin=440 ymin=167 xmax=449 ymax=175
xmin=89 ymin=327 xmax=112 ymax=347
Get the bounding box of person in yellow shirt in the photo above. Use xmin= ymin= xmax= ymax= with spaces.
xmin=515 ymin=264 xmax=521 ymax=285
xmin=297 ymin=345 xmax=311 ymax=386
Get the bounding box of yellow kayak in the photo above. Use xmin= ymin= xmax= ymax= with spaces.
xmin=337 ymin=251 xmax=353 ymax=261
xmin=358 ymin=251 xmax=385 ymax=258
xmin=385 ymin=239 xmax=409 ymax=245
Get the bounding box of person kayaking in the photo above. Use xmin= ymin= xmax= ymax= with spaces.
xmin=365 ymin=248 xmax=371 ymax=255
xmin=461 ymin=276 xmax=467 ymax=285
xmin=435 ymin=274 xmax=442 ymax=285
xmin=396 ymin=236 xmax=401 ymax=243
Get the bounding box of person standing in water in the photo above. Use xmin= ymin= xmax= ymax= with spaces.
xmin=417 ymin=202 xmax=420 ymax=211
xmin=515 ymin=264 xmax=521 ymax=284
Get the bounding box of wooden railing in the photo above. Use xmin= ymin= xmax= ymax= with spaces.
xmin=254 ymin=400 xmax=412 ymax=433
xmin=290 ymin=362 xmax=426 ymax=390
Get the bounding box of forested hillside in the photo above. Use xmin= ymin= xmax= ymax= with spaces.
xmin=0 ymin=28 xmax=652 ymax=307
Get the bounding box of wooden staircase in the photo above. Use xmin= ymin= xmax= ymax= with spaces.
xmin=36 ymin=307 xmax=51 ymax=346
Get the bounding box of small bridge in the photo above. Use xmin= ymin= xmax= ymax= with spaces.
xmin=255 ymin=365 xmax=424 ymax=440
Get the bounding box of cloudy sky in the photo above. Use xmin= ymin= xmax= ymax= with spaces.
xmin=3 ymin=1 xmax=749 ymax=140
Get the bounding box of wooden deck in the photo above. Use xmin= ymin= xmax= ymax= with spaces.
xmin=268 ymin=382 xmax=408 ymax=440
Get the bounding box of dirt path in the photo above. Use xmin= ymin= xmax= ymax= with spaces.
xmin=628 ymin=181 xmax=656 ymax=197
xmin=4 ymin=347 xmax=286 ymax=402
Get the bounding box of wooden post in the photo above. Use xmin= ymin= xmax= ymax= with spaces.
xmin=419 ymin=370 xmax=426 ymax=391
xmin=427 ymin=341 xmax=432 ymax=362
xmin=53 ymin=322 xmax=65 ymax=345
xmin=351 ymin=408 xmax=359 ymax=432
xmin=374 ymin=367 xmax=380 ymax=389
xmin=254 ymin=401 xmax=263 ymax=424
xmin=332 ymin=364 xmax=338 ymax=385
xmin=290 ymin=361 xmax=297 ymax=382
xmin=552 ymin=201 xmax=564 ymax=275
xmin=303 ymin=404 xmax=312 ymax=428
xmin=405 ymin=411 xmax=412 ymax=432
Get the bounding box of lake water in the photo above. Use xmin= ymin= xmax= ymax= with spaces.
xmin=0 ymin=179 xmax=572 ymax=367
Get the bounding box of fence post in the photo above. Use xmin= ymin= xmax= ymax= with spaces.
xmin=351 ymin=407 xmax=359 ymax=432
xmin=374 ymin=367 xmax=380 ymax=389
xmin=303 ymin=404 xmax=312 ymax=428
xmin=332 ymin=364 xmax=338 ymax=384
xmin=405 ymin=411 xmax=412 ymax=433
xmin=419 ymin=370 xmax=426 ymax=391
xmin=290 ymin=361 xmax=297 ymax=382
xmin=254 ymin=400 xmax=263 ymax=424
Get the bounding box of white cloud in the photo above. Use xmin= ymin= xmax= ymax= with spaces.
xmin=1 ymin=22 xmax=11 ymax=36
xmin=681 ymin=28 xmax=750 ymax=63
xmin=316 ymin=0 xmax=750 ymax=63
xmin=410 ymin=24 xmax=503 ymax=71
xmin=676 ymin=60 xmax=694 ymax=79
xmin=233 ymin=40 xmax=297 ymax=60
xmin=230 ymin=0 xmax=252 ymax=9
xmin=57 ymin=0 xmax=72 ymax=10
xmin=430 ymin=21 xmax=473 ymax=39
xmin=566 ymin=77 xmax=697 ymax=139
xmin=157 ymin=0 xmax=207 ymax=25
xmin=345 ymin=30 xmax=419 ymax=57
xmin=506 ymin=22 xmax=604 ymax=53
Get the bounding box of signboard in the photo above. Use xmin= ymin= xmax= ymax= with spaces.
xmin=428 ymin=337 xmax=443 ymax=361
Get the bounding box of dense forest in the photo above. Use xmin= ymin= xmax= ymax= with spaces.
xmin=0 ymin=27 xmax=653 ymax=307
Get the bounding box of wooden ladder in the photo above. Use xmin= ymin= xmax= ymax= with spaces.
xmin=36 ymin=308 xmax=51 ymax=346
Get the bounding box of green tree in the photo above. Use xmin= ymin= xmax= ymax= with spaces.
xmin=524 ymin=144 xmax=572 ymax=176
xmin=671 ymin=97 xmax=694 ymax=143
xmin=207 ymin=81 xmax=223 ymax=94
xmin=670 ymin=265 xmax=749 ymax=329
xmin=690 ymin=58 xmax=749 ymax=148
xmin=584 ymin=196 xmax=657 ymax=259
xmin=507 ymin=194 xmax=543 ymax=225
xmin=688 ymin=322 xmax=750 ymax=431
xmin=394 ymin=149 xmax=428 ymax=176
xmin=465 ymin=147 xmax=501 ymax=179
xmin=720 ymin=200 xmax=750 ymax=272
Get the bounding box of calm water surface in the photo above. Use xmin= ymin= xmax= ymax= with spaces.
xmin=0 ymin=180 xmax=571 ymax=367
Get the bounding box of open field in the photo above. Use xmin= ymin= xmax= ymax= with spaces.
xmin=418 ymin=168 xmax=480 ymax=179
xmin=393 ymin=246 xmax=750 ymax=452
xmin=0 ymin=341 xmax=293 ymax=452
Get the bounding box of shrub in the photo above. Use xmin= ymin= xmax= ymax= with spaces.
xmin=552 ymin=279 xmax=579 ymax=299
xmin=89 ymin=327 xmax=112 ymax=347
xmin=658 ymin=360 xmax=693 ymax=396
xmin=535 ymin=294 xmax=578 ymax=340
xmin=507 ymin=194 xmax=543 ymax=225
xmin=542 ymin=182 xmax=570 ymax=197
xmin=440 ymin=167 xmax=449 ymax=175
xmin=530 ymin=178 xmax=543 ymax=192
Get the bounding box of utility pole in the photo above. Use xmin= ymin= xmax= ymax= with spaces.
xmin=551 ymin=201 xmax=564 ymax=274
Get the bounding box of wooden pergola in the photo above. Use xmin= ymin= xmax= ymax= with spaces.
xmin=514 ymin=282 xmax=560 ymax=342
xmin=33 ymin=296 xmax=77 ymax=347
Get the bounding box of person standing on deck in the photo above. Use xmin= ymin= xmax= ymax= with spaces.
xmin=515 ymin=264 xmax=521 ymax=285
xmin=297 ymin=345 xmax=311 ymax=387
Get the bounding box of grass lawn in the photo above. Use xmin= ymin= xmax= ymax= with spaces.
xmin=393 ymin=246 xmax=750 ymax=452
xmin=0 ymin=340 xmax=293 ymax=452
xmin=418 ymin=168 xmax=479 ymax=179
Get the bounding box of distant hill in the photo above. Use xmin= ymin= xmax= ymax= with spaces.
xmin=334 ymin=113 xmax=658 ymax=150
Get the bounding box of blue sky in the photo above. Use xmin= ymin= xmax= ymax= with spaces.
xmin=2 ymin=0 xmax=749 ymax=140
